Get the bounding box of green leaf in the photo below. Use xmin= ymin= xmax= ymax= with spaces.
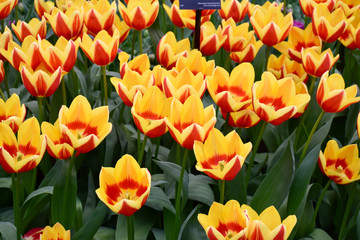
xmin=227 ymin=168 xmax=247 ymax=204
xmin=357 ymin=210 xmax=360 ymax=239
xmin=287 ymin=145 xmax=321 ymax=215
xmin=178 ymin=204 xmax=201 ymax=240
xmin=93 ymin=227 xmax=115 ymax=240
xmin=22 ymin=186 xmax=53 ymax=206
xmin=163 ymin=208 xmax=177 ymax=240
xmin=308 ymin=228 xmax=333 ymax=240
xmin=188 ymin=174 xmax=214 ymax=206
xmin=250 ymin=141 xmax=295 ymax=213
xmin=39 ymin=160 xmax=64 ymax=188
xmin=145 ymin=186 xmax=176 ymax=213
xmin=152 ymin=228 xmax=166 ymax=240
xmin=0 ymin=222 xmax=16 ymax=240
xmin=82 ymin=172 xmax=97 ymax=223
xmin=0 ymin=177 xmax=11 ymax=189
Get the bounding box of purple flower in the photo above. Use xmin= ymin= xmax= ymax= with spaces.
xmin=293 ymin=20 xmax=305 ymax=30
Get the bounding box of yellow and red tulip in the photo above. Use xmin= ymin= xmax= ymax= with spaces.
xmin=243 ymin=205 xmax=297 ymax=240
xmin=58 ymin=95 xmax=112 ymax=154
xmin=152 ymin=65 xmax=170 ymax=90
xmin=274 ymin=25 xmax=322 ymax=63
xmin=55 ymin=0 xmax=86 ymax=11
xmin=119 ymin=0 xmax=159 ymax=31
xmin=252 ymin=72 xmax=311 ymax=125
xmin=156 ymin=31 xmax=190 ymax=70
xmin=301 ymin=48 xmax=339 ymax=77
xmin=45 ymin=6 xmax=84 ymax=40
xmin=162 ymin=67 xmax=206 ymax=103
xmin=229 ymin=35 xmax=263 ymax=63
xmin=175 ymin=49 xmax=215 ymax=78
xmin=165 ymin=95 xmax=216 ymax=149
xmin=336 ymin=0 xmax=360 ymax=17
xmin=38 ymin=36 xmax=80 ymax=73
xmin=41 ymin=120 xmax=74 ymax=160
xmin=0 ymin=60 xmax=3 ymax=83
xmin=107 ymin=14 xmax=130 ymax=44
xmin=221 ymin=19 xmax=254 ymax=52
xmin=0 ymin=94 xmax=26 ymax=133
xmin=318 ymin=140 xmax=360 ymax=184
xmin=194 ymin=128 xmax=252 ymax=181
xmin=250 ymin=4 xmax=293 ymax=46
xmin=118 ymin=52 xmax=150 ymax=79
xmin=111 ymin=70 xmax=154 ymax=107
xmin=221 ymin=105 xmax=261 ymax=128
xmin=339 ymin=11 xmax=360 ymax=49
xmin=0 ymin=117 xmax=46 ymax=173
xmin=34 ymin=0 xmax=55 ymax=18
xmin=131 ymin=86 xmax=172 ymax=138
xmin=12 ymin=17 xmax=47 ymax=42
xmin=0 ymin=0 xmax=17 ymax=19
xmin=96 ymin=154 xmax=151 ymax=216
xmin=0 ymin=26 xmax=13 ymax=61
xmin=20 ymin=64 xmax=63 ymax=98
xmin=312 ymin=3 xmax=353 ymax=43
xmin=207 ymin=63 xmax=254 ymax=113
xmin=40 ymin=222 xmax=70 ymax=240
xmin=316 ymin=71 xmax=360 ymax=113
xmin=357 ymin=112 xmax=360 ymax=139
xmin=83 ymin=0 xmax=116 ymax=35
xmin=247 ymin=1 xmax=283 ymax=17
xmin=23 ymin=227 xmax=43 ymax=240
xmin=80 ymin=29 xmax=119 ymax=66
xmin=200 ymin=21 xmax=226 ymax=56
xmin=219 ymin=0 xmax=249 ymax=23
xmin=198 ymin=200 xmax=249 ymax=240
xmin=299 ymin=0 xmax=335 ymax=17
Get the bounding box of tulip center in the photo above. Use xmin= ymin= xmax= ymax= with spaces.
xmin=16 ymin=153 xmax=23 ymax=162
xmin=219 ymin=161 xmax=225 ymax=172
xmin=336 ymin=165 xmax=344 ymax=173
xmin=225 ymin=231 xmax=234 ymax=239
xmin=124 ymin=191 xmax=133 ymax=200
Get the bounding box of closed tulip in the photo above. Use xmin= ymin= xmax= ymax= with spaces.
xmin=221 ymin=105 xmax=261 ymax=128
xmin=40 ymin=222 xmax=70 ymax=240
xmin=165 ymin=95 xmax=216 ymax=149
xmin=0 ymin=0 xmax=17 ymax=19
xmin=0 ymin=117 xmax=46 ymax=173
xmin=12 ymin=17 xmax=47 ymax=43
xmin=200 ymin=21 xmax=226 ymax=56
xmin=299 ymin=0 xmax=335 ymax=17
xmin=221 ymin=19 xmax=254 ymax=52
xmin=198 ymin=200 xmax=249 ymax=240
xmin=58 ymin=95 xmax=112 ymax=153
xmin=247 ymin=1 xmax=283 ymax=17
xmin=118 ymin=52 xmax=150 ymax=78
xmin=34 ymin=0 xmax=54 ymax=18
xmin=252 ymin=72 xmax=311 ymax=125
xmin=80 ymin=29 xmax=119 ymax=66
xmin=219 ymin=0 xmax=249 ymax=23
xmin=339 ymin=11 xmax=360 ymax=49
xmin=156 ymin=31 xmax=190 ymax=70
xmin=0 ymin=27 xmax=13 ymax=61
xmin=318 ymin=140 xmax=360 ymax=184
xmin=194 ymin=128 xmax=252 ymax=181
xmin=107 ymin=14 xmax=130 ymax=44
xmin=207 ymin=63 xmax=254 ymax=113
xmin=301 ymin=48 xmax=339 ymax=77
xmin=175 ymin=49 xmax=215 ymax=77
xmin=0 ymin=93 xmax=26 ymax=133
xmin=119 ymin=0 xmax=159 ymax=31
xmin=316 ymin=71 xmax=360 ymax=113
xmin=96 ymin=154 xmax=151 ymax=216
xmin=336 ymin=0 xmax=360 ymax=17
xmin=83 ymin=0 xmax=116 ymax=35
xmin=229 ymin=35 xmax=263 ymax=63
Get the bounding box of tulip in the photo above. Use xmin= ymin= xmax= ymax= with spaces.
xmin=221 ymin=105 xmax=261 ymax=128
xmin=38 ymin=36 xmax=80 ymax=73
xmin=131 ymin=86 xmax=172 ymax=138
xmin=357 ymin=112 xmax=360 ymax=139
xmin=20 ymin=64 xmax=63 ymax=98
xmin=162 ymin=67 xmax=206 ymax=103
xmin=118 ymin=51 xmax=150 ymax=78
xmin=119 ymin=0 xmax=159 ymax=31
xmin=0 ymin=0 xmax=17 ymax=19
xmin=219 ymin=0 xmax=249 ymax=23
xmin=301 ymin=48 xmax=339 ymax=77
xmin=318 ymin=140 xmax=360 ymax=184
xmin=41 ymin=120 xmax=74 ymax=160
xmin=156 ymin=31 xmax=190 ymax=70
xmin=312 ymin=3 xmax=353 ymax=43
xmin=243 ymin=205 xmax=297 ymax=240
xmin=45 ymin=6 xmax=84 ymax=40
xmin=299 ymin=0 xmax=335 ymax=17
xmin=175 ymin=49 xmax=215 ymax=77
xmin=194 ymin=128 xmax=252 ymax=181
xmin=0 ymin=93 xmax=26 ymax=133
xmin=12 ymin=17 xmax=47 ymax=42
xmin=83 ymin=0 xmax=116 ymax=35
xmin=229 ymin=35 xmax=263 ymax=63
xmin=96 ymin=154 xmax=151 ymax=216
xmin=247 ymin=1 xmax=283 ymax=17
xmin=40 ymin=222 xmax=70 ymax=240
xmin=34 ymin=0 xmax=54 ymax=18
xmin=55 ymin=0 xmax=86 ymax=12
xmin=152 ymin=65 xmax=170 ymax=90
xmin=207 ymin=63 xmax=254 ymax=113
xmin=0 ymin=60 xmax=4 ymax=83
xmin=0 ymin=26 xmax=13 ymax=61
xmin=274 ymin=25 xmax=322 ymax=63
xmin=316 ymin=72 xmax=360 ymax=113
xmin=58 ymin=95 xmax=112 ymax=153
xmin=250 ymin=4 xmax=293 ymax=46
xmin=221 ymin=19 xmax=254 ymax=52
xmin=165 ymin=95 xmax=216 ymax=149
xmin=107 ymin=14 xmax=130 ymax=44
xmin=198 ymin=200 xmax=249 ymax=240
xmin=339 ymin=11 xmax=360 ymax=49
xmin=0 ymin=117 xmax=46 ymax=173
xmin=80 ymin=29 xmax=119 ymax=66
xmin=252 ymin=72 xmax=311 ymax=125
xmin=200 ymin=21 xmax=226 ymax=56
xmin=23 ymin=228 xmax=43 ymax=240
xmin=336 ymin=0 xmax=360 ymax=17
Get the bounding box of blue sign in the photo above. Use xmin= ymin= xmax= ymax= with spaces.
xmin=179 ymin=0 xmax=221 ymax=10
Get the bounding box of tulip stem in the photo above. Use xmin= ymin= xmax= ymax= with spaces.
xmin=264 ymin=45 xmax=271 ymax=72
xmin=154 ymin=137 xmax=161 ymax=160
xmin=1 ymin=19 xmax=4 ymax=32
xmin=61 ymin=79 xmax=67 ymax=105
xmin=4 ymin=75 xmax=10 ymax=97
xmin=245 ymin=121 xmax=267 ymax=186
xmin=283 ymin=0 xmax=287 ymax=15
xmin=127 ymin=215 xmax=135 ymax=240
xmin=15 ymin=5 xmax=19 ymax=22
xmin=139 ymin=30 xmax=143 ymax=55
xmin=101 ymin=65 xmax=108 ymax=105
xmin=310 ymin=179 xmax=331 ymax=229
xmin=0 ymin=88 xmax=5 ymax=100
xmin=12 ymin=173 xmax=21 ymax=240
xmin=63 ymin=150 xmax=77 ymax=228
xmin=131 ymin=30 xmax=136 ymax=60
xmin=37 ymin=97 xmax=43 ymax=123
xmin=175 ymin=148 xmax=189 ymax=237
xmin=298 ymin=110 xmax=325 ymax=166
xmin=219 ymin=180 xmax=226 ymax=204
xmin=308 ymin=75 xmax=316 ymax=97
xmin=137 ymin=134 xmax=148 ymax=167
xmin=339 ymin=182 xmax=356 ymax=240
xmin=181 ymin=28 xmax=184 ymax=40
xmin=71 ymin=68 xmax=79 ymax=95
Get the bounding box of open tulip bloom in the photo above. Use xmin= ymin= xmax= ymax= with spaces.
xmin=0 ymin=94 xmax=26 ymax=133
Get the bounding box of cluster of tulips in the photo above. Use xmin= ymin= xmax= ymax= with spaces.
xmin=0 ymin=0 xmax=359 ymax=239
